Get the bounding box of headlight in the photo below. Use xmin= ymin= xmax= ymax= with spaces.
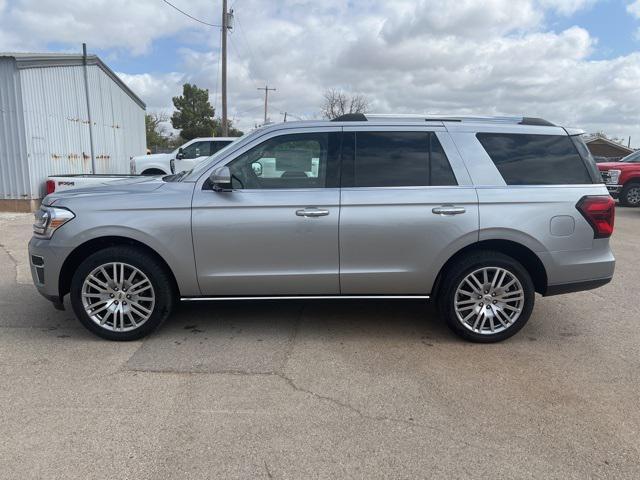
xmin=33 ymin=206 xmax=75 ymax=239
xmin=170 ymin=158 xmax=176 ymax=174
xmin=607 ymin=169 xmax=621 ymax=185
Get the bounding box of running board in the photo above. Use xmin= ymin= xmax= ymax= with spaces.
xmin=181 ymin=295 xmax=430 ymax=301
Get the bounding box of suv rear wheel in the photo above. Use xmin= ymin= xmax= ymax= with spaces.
xmin=619 ymin=182 xmax=640 ymax=207
xmin=438 ymin=251 xmax=535 ymax=343
xmin=70 ymin=246 xmax=175 ymax=341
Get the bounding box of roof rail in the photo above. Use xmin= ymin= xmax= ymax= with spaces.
xmin=334 ymin=113 xmax=556 ymax=126
xmin=331 ymin=113 xmax=367 ymax=122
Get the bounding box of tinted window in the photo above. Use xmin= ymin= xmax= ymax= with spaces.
xmin=211 ymin=140 xmax=233 ymax=154
xmin=430 ymin=135 xmax=457 ymax=186
xmin=346 ymin=132 xmax=456 ymax=187
xmin=477 ymin=133 xmax=593 ymax=185
xmin=227 ymin=132 xmax=339 ymax=189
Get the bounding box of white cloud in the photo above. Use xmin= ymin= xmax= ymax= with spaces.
xmin=3 ymin=0 xmax=640 ymax=142
xmin=628 ymin=0 xmax=640 ymax=18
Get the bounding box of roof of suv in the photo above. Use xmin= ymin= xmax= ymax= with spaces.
xmin=256 ymin=114 xmax=583 ymax=136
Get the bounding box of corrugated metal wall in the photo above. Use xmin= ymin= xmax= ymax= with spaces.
xmin=1 ymin=61 xmax=145 ymax=199
xmin=0 ymin=58 xmax=30 ymax=200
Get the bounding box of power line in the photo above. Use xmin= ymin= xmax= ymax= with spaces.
xmin=161 ymin=0 xmax=221 ymax=27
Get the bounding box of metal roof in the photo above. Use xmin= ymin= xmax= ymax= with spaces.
xmin=0 ymin=52 xmax=146 ymax=109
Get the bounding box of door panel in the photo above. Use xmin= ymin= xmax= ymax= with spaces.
xmin=340 ymin=187 xmax=479 ymax=294
xmin=191 ymin=129 xmax=342 ymax=296
xmin=192 ymin=189 xmax=340 ymax=295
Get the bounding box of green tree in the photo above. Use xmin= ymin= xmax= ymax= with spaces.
xmin=171 ymin=83 xmax=216 ymax=141
xmin=145 ymin=112 xmax=170 ymax=152
xmin=214 ymin=119 xmax=243 ymax=137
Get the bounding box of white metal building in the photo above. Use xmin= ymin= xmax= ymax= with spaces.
xmin=0 ymin=52 xmax=146 ymax=211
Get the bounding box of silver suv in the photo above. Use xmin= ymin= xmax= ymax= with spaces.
xmin=29 ymin=114 xmax=615 ymax=342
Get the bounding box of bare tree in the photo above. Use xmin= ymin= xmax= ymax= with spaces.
xmin=320 ymin=89 xmax=369 ymax=119
xmin=593 ymin=131 xmax=626 ymax=146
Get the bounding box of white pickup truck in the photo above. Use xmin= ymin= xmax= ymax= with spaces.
xmin=46 ymin=137 xmax=236 ymax=194
xmin=131 ymin=137 xmax=235 ymax=175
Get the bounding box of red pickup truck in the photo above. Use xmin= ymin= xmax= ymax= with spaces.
xmin=598 ymin=150 xmax=640 ymax=206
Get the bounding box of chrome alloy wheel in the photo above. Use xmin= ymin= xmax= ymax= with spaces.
xmin=81 ymin=262 xmax=155 ymax=332
xmin=454 ymin=267 xmax=525 ymax=335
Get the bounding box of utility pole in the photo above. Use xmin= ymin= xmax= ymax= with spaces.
xmin=221 ymin=0 xmax=233 ymax=136
xmin=258 ymin=85 xmax=276 ymax=124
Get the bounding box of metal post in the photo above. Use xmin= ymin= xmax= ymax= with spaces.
xmin=82 ymin=43 xmax=96 ymax=173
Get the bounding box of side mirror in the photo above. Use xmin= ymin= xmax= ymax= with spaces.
xmin=176 ymin=147 xmax=184 ymax=160
xmin=209 ymin=166 xmax=232 ymax=191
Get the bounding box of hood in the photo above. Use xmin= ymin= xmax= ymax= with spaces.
xmin=598 ymin=161 xmax=633 ymax=170
xmin=44 ymin=176 xmax=164 ymax=206
xmin=132 ymin=152 xmax=172 ymax=161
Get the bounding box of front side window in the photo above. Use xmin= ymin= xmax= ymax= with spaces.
xmin=477 ymin=133 xmax=594 ymax=185
xmin=341 ymin=131 xmax=457 ymax=187
xmin=226 ymin=132 xmax=340 ymax=189
xmin=182 ymin=141 xmax=211 ymax=159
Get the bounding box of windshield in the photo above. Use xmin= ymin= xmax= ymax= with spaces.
xmin=620 ymin=150 xmax=640 ymax=163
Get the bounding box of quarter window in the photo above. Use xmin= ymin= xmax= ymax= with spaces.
xmin=342 ymin=131 xmax=457 ymax=187
xmin=227 ymin=132 xmax=340 ymax=189
xmin=477 ymin=133 xmax=594 ymax=185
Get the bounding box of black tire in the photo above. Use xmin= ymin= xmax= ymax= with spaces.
xmin=141 ymin=169 xmax=166 ymax=176
xmin=70 ymin=246 xmax=175 ymax=341
xmin=619 ymin=183 xmax=640 ymax=207
xmin=437 ymin=250 xmax=535 ymax=343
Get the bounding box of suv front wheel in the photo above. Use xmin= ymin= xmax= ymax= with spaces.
xmin=438 ymin=251 xmax=535 ymax=343
xmin=70 ymin=246 xmax=175 ymax=341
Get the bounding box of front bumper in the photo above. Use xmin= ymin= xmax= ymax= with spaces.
xmin=28 ymin=237 xmax=73 ymax=308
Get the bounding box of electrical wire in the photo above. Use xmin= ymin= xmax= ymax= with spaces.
xmin=161 ymin=0 xmax=221 ymax=27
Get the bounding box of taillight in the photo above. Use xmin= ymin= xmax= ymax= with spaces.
xmin=46 ymin=179 xmax=56 ymax=195
xmin=576 ymin=196 xmax=615 ymax=238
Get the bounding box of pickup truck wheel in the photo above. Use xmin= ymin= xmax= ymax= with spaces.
xmin=70 ymin=246 xmax=174 ymax=341
xmin=619 ymin=183 xmax=640 ymax=207
xmin=438 ymin=251 xmax=535 ymax=343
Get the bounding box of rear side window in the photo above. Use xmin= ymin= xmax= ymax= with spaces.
xmin=342 ymin=131 xmax=457 ymax=187
xmin=211 ymin=140 xmax=233 ymax=154
xmin=476 ymin=133 xmax=594 ymax=185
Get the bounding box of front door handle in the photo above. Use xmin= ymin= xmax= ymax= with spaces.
xmin=296 ymin=208 xmax=330 ymax=218
xmin=432 ymin=205 xmax=466 ymax=216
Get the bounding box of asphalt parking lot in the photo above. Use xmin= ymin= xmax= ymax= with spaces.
xmin=0 ymin=209 xmax=639 ymax=479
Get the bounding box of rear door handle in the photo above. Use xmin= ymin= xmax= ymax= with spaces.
xmin=296 ymin=208 xmax=330 ymax=218
xmin=432 ymin=205 xmax=466 ymax=216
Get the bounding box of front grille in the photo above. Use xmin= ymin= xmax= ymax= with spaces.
xmin=600 ymin=171 xmax=611 ymax=183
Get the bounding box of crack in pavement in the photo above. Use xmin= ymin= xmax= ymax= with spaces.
xmin=264 ymin=460 xmax=274 ymax=479
xmin=0 ymin=241 xmax=19 ymax=284
xmin=119 ymin=366 xmax=456 ymax=441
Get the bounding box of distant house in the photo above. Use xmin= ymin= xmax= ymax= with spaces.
xmin=584 ymin=135 xmax=634 ymax=161
xmin=0 ymin=52 xmax=146 ymax=212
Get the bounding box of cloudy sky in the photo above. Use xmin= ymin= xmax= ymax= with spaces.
xmin=1 ymin=0 xmax=640 ymax=143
